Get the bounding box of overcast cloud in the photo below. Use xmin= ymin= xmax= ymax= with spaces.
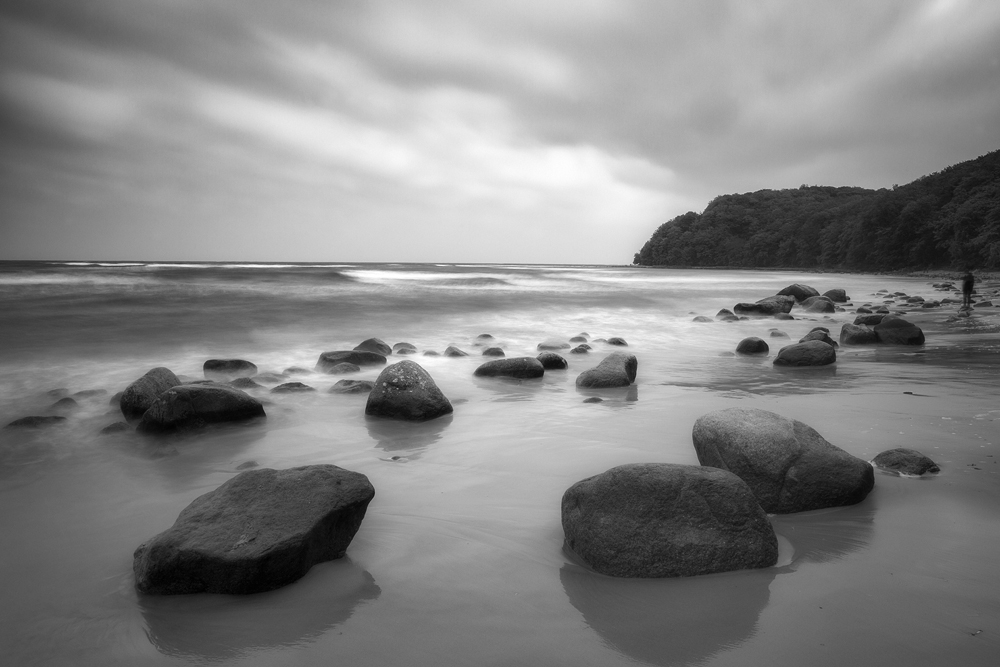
xmin=1 ymin=0 xmax=998 ymax=263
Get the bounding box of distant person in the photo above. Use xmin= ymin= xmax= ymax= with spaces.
xmin=961 ymin=270 xmax=975 ymax=308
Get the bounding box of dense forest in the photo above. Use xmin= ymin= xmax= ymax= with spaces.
xmin=635 ymin=148 xmax=1000 ymax=270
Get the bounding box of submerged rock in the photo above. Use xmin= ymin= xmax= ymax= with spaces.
xmin=316 ymin=350 xmax=387 ymax=372
xmin=133 ymin=465 xmax=374 ymax=595
xmin=365 ymin=361 xmax=453 ymax=421
xmin=329 ymin=379 xmax=375 ymax=394
xmin=871 ymin=448 xmax=940 ymax=476
xmin=100 ymin=421 xmax=131 ymax=434
xmin=204 ymin=359 xmax=258 ymax=381
xmin=227 ymin=377 xmax=263 ymax=390
xmin=798 ymin=330 xmax=838 ymax=348
xmin=354 ymin=338 xmax=392 ymax=356
xmin=270 ymin=382 xmax=315 ymax=393
xmin=561 ymin=463 xmax=778 ymax=577
xmin=777 ymin=284 xmax=820 ymax=302
xmin=474 ymin=357 xmax=545 ymax=379
xmin=773 ymin=340 xmax=836 ymax=367
xmin=120 ymin=367 xmax=182 ymax=422
xmin=735 ymin=337 xmax=769 ymax=355
xmin=576 ymin=352 xmax=637 ymax=388
xmin=537 ymin=339 xmax=570 ymax=351
xmin=839 ymin=323 xmax=878 ymax=345
xmin=5 ymin=415 xmax=67 ymax=429
xmin=536 ymin=352 xmax=568 ymax=370
xmin=692 ymin=408 xmax=874 ymax=513
xmin=482 ymin=347 xmax=505 ymax=357
xmin=444 ymin=346 xmax=469 ymax=357
xmin=606 ymin=337 xmax=629 ymax=346
xmin=137 ymin=384 xmax=266 ymax=433
xmin=873 ymin=317 xmax=925 ymax=345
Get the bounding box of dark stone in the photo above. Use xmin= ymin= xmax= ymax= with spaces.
xmin=228 ymin=377 xmax=263 ymax=389
xmin=133 ymin=465 xmax=374 ymax=595
xmin=365 ymin=361 xmax=453 ymax=421
xmin=693 ymin=316 xmax=713 ymax=323
xmin=583 ymin=397 xmax=603 ymax=403
xmin=774 ymin=313 xmax=794 ymax=320
xmin=856 ymin=306 xmax=872 ymax=314
xmin=822 ymin=288 xmax=849 ymax=302
xmin=755 ymin=294 xmax=795 ymax=313
xmin=392 ymin=342 xmax=417 ymax=353
xmin=100 ymin=421 xmax=131 ymax=434
xmin=120 ymin=367 xmax=182 ymax=421
xmin=444 ymin=346 xmax=469 ymax=357
xmin=326 ymin=362 xmax=361 ymax=374
xmin=204 ymin=359 xmax=258 ymax=381
xmin=5 ymin=415 xmax=67 ymax=429
xmin=606 ymin=337 xmax=628 ymax=346
xmin=570 ymin=344 xmax=592 ymax=354
xmin=769 ymin=330 xmax=789 ymax=339
xmin=839 ymin=323 xmax=878 ymax=345
xmin=802 ymin=297 xmax=836 ymax=313
xmin=871 ymin=448 xmax=941 ymax=476
xmin=733 ymin=301 xmax=785 ymax=316
xmin=283 ymin=367 xmax=311 ymax=375
xmin=354 ymin=338 xmax=392 ymax=355
xmin=692 ymin=407 xmax=874 ymax=513
xmin=716 ymin=308 xmax=736 ymax=320
xmin=254 ymin=373 xmax=289 ymax=384
xmin=537 ymin=352 xmax=568 ymax=370
xmin=874 ymin=317 xmax=925 ymax=345
xmin=482 ymin=347 xmax=505 ymax=357
xmin=422 ymin=350 xmax=440 ymax=357
xmin=271 ymin=382 xmax=316 ymax=393
xmin=561 ymin=463 xmax=778 ymax=577
xmin=109 ymin=391 xmax=123 ymax=407
xmin=474 ymin=357 xmax=545 ymax=379
xmin=329 ymin=380 xmax=375 ymax=394
xmin=854 ymin=313 xmax=886 ymax=326
xmin=569 ymin=335 xmax=588 ymax=343
xmin=735 ymin=337 xmax=769 ymax=355
xmin=475 ymin=334 xmax=495 ymax=341
xmin=576 ymin=352 xmax=637 ymax=388
xmin=137 ymin=385 xmax=266 ymax=433
xmin=316 ymin=350 xmax=387 ymax=372
xmin=49 ymin=397 xmax=80 ymax=413
xmin=772 ymin=340 xmax=836 ymax=367
xmin=777 ymin=284 xmax=820 ymax=302
xmin=798 ymin=330 xmax=838 ymax=348
xmin=74 ymin=389 xmax=108 ymax=398
xmin=537 ymin=339 xmax=570 ymax=351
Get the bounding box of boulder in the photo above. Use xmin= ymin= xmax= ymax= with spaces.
xmin=692 ymin=407 xmax=874 ymax=513
xmin=482 ymin=347 xmax=505 ymax=357
xmin=5 ymin=415 xmax=67 ymax=429
xmin=733 ymin=301 xmax=786 ymax=317
xmin=606 ymin=337 xmax=629 ymax=346
xmin=316 ymin=350 xmax=387 ymax=372
xmin=444 ymin=346 xmax=469 ymax=357
xmin=392 ymin=342 xmax=417 ymax=353
xmin=204 ymin=359 xmax=258 ymax=381
xmin=537 ymin=339 xmax=570 ymax=351
xmin=822 ymin=288 xmax=849 ymax=303
xmin=874 ymin=317 xmax=925 ymax=345
xmin=777 ymin=284 xmax=819 ymax=302
xmin=839 ymin=323 xmax=878 ymax=345
xmin=537 ymin=352 xmax=568 ymax=370
xmin=133 ymin=465 xmax=374 ymax=595
xmin=270 ymin=382 xmax=315 ymax=393
xmin=474 ymin=357 xmax=545 ymax=379
xmin=871 ymin=448 xmax=940 ymax=476
xmin=354 ymin=338 xmax=392 ymax=355
xmin=735 ymin=337 xmax=769 ymax=355
xmin=326 ymin=362 xmax=361 ymax=374
xmin=772 ymin=340 xmax=836 ymax=367
xmin=561 ymin=463 xmax=778 ymax=578
xmin=137 ymin=384 xmax=266 ymax=433
xmin=693 ymin=316 xmax=713 ymax=323
xmin=365 ymin=361 xmax=453 ymax=421
xmin=803 ymin=298 xmax=836 ymax=314
xmin=569 ymin=335 xmax=588 ymax=343
xmin=798 ymin=330 xmax=838 ymax=348
xmin=854 ymin=313 xmax=886 ymax=326
xmin=228 ymin=377 xmax=263 ymax=390
xmin=755 ymin=294 xmax=795 ymax=313
xmin=570 ymin=344 xmax=592 ymax=354
xmin=120 ymin=367 xmax=182 ymax=421
xmin=329 ymin=380 xmax=375 ymax=395
xmin=576 ymin=352 xmax=637 ymax=388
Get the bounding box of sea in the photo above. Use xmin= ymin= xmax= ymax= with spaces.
xmin=1 ymin=261 xmax=998 ymax=666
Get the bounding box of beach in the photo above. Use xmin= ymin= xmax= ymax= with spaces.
xmin=1 ymin=262 xmax=998 ymax=666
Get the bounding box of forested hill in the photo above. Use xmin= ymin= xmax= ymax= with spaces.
xmin=635 ymin=148 xmax=1000 ymax=270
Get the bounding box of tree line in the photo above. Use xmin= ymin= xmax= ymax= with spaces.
xmin=635 ymin=148 xmax=1000 ymax=270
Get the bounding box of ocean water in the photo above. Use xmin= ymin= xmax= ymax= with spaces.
xmin=0 ymin=261 xmax=998 ymax=666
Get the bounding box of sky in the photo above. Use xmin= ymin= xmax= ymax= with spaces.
xmin=1 ymin=0 xmax=999 ymax=264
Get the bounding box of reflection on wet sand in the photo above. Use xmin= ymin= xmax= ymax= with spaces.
xmin=575 ymin=384 xmax=639 ymax=406
xmin=771 ymin=501 xmax=876 ymax=565
xmin=140 ymin=557 xmax=379 ymax=660
xmin=365 ymin=413 xmax=453 ymax=458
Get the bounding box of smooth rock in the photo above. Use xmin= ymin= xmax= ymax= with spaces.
xmin=316 ymin=350 xmax=386 ymax=372
xmin=537 ymin=339 xmax=571 ymax=351
xmin=137 ymin=385 xmax=266 ymax=433
xmin=271 ymin=382 xmax=315 ymax=393
xmin=874 ymin=317 xmax=925 ymax=345
xmin=871 ymin=448 xmax=940 ymax=476
xmin=735 ymin=337 xmax=769 ymax=355
xmin=536 ymin=352 xmax=568 ymax=370
xmin=5 ymin=415 xmax=67 ymax=429
xmin=576 ymin=352 xmax=637 ymax=388
xmin=798 ymin=330 xmax=838 ymax=348
xmin=120 ymin=367 xmax=182 ymax=421
xmin=444 ymin=346 xmax=469 ymax=357
xmin=693 ymin=316 xmax=713 ymax=323
xmin=822 ymin=288 xmax=849 ymax=302
xmin=606 ymin=337 xmax=628 ymax=346
xmin=854 ymin=313 xmax=886 ymax=326
xmin=482 ymin=347 xmax=505 ymax=357
xmin=777 ymin=284 xmax=820 ymax=302
xmin=839 ymin=323 xmax=879 ymax=345
xmin=365 ymin=361 xmax=453 ymax=421
xmin=474 ymin=357 xmax=545 ymax=379
xmin=570 ymin=344 xmax=591 ymax=354
xmin=773 ymin=340 xmax=836 ymax=367
xmin=204 ymin=359 xmax=258 ymax=381
xmin=354 ymin=338 xmax=392 ymax=355
xmin=228 ymin=378 xmax=263 ymax=390
xmin=733 ymin=301 xmax=786 ymax=316
xmin=100 ymin=421 xmax=131 ymax=434
xmin=329 ymin=380 xmax=375 ymax=394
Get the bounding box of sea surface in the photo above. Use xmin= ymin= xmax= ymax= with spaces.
xmin=1 ymin=261 xmax=998 ymax=666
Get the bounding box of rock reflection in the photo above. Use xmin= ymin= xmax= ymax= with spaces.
xmin=472 ymin=375 xmax=546 ymax=403
xmin=561 ymin=562 xmax=774 ymax=666
xmin=575 ymin=384 xmax=639 ymax=406
xmin=140 ymin=557 xmax=380 ymax=660
xmin=770 ymin=501 xmax=876 ymax=565
xmin=365 ymin=413 xmax=452 ymax=457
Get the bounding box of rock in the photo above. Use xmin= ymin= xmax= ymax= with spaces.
xmin=803 ymin=298 xmax=836 ymax=313
xmin=204 ymin=359 xmax=258 ymax=381
xmin=120 ymin=367 xmax=182 ymax=421
xmin=482 ymin=347 xmax=505 ymax=357
xmin=392 ymin=342 xmax=417 ymax=353
xmin=777 ymin=284 xmax=820 ymax=302
xmin=755 ymin=294 xmax=795 ymax=313
xmin=692 ymin=315 xmax=713 ymax=323
xmin=772 ymin=340 xmax=836 ymax=367
xmin=49 ymin=397 xmax=80 ymax=413
xmin=354 ymin=338 xmax=392 ymax=355
xmin=474 ymin=357 xmax=545 ymax=379
xmin=606 ymin=337 xmax=628 ymax=346
xmin=576 ymin=352 xmax=637 ymax=388
xmin=137 ymin=385 xmax=266 ymax=433
xmin=329 ymin=379 xmax=375 ymax=394
xmin=316 ymin=350 xmax=386 ymax=372
xmin=692 ymin=408 xmax=874 ymax=513
xmin=774 ymin=313 xmax=794 ymax=320
xmin=769 ymin=330 xmax=789 ymax=338
xmin=871 ymin=448 xmax=940 ymax=476
xmin=733 ymin=301 xmax=786 ymax=316
xmin=735 ymin=337 xmax=769 ymax=355
xmin=327 ymin=362 xmax=361 ymax=374
xmin=839 ymin=323 xmax=879 ymax=345
xmin=975 ymin=300 xmax=995 ymax=308
xmin=874 ymin=317 xmax=925 ymax=345
xmin=856 ymin=306 xmax=872 ymax=314
xmin=583 ymin=397 xmax=603 ymax=403
xmin=854 ymin=313 xmax=886 ymax=326
xmin=228 ymin=377 xmax=263 ymax=389
xmin=365 ymin=361 xmax=453 ymax=421
xmin=73 ymin=389 xmax=108 ymax=399
xmin=271 ymin=382 xmax=315 ymax=393
xmin=537 ymin=352 xmax=568 ymax=370
xmin=569 ymin=335 xmax=588 ymax=343
xmin=5 ymin=416 xmax=67 ymax=429
xmin=254 ymin=372 xmax=289 ymax=384
xmin=537 ymin=339 xmax=570 ymax=351
xmin=109 ymin=391 xmax=123 ymax=407
xmin=423 ymin=350 xmax=440 ymax=357
xmin=570 ymin=344 xmax=592 ymax=354
xmin=100 ymin=421 xmax=131 ymax=434
xmin=444 ymin=346 xmax=469 ymax=357
xmin=133 ymin=465 xmax=374 ymax=595
xmin=716 ymin=308 xmax=737 ymax=320
xmin=561 ymin=463 xmax=778 ymax=578
xmin=798 ymin=330 xmax=838 ymax=348
xmin=822 ymin=288 xmax=849 ymax=302
xmin=283 ymin=366 xmax=311 ymax=376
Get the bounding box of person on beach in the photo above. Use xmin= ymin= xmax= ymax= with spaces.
xmin=961 ymin=270 xmax=975 ymax=308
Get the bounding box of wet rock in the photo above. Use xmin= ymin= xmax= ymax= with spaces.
xmin=822 ymin=288 xmax=849 ymax=302
xmin=874 ymin=317 xmax=925 ymax=345
xmin=254 ymin=373 xmax=289 ymax=384
xmin=228 ymin=378 xmax=263 ymax=390
xmin=716 ymin=308 xmax=737 ymax=321
xmin=576 ymin=352 xmax=637 ymax=388
xmin=133 ymin=464 xmax=374 ymax=595
xmin=316 ymin=350 xmax=387 ymax=372
xmin=583 ymin=397 xmax=603 ymax=403
xmin=693 ymin=315 xmax=713 ymax=323
xmin=561 ymin=463 xmax=778 ymax=577
xmin=271 ymin=382 xmax=316 ymax=393
xmin=49 ymin=397 xmax=80 ymax=414
xmin=100 ymin=421 xmax=131 ymax=434
xmin=5 ymin=415 xmax=67 ymax=429
xmin=606 ymin=337 xmax=629 ymax=346
xmin=755 ymin=294 xmax=795 ymax=313
xmin=537 ymin=352 xmax=568 ymax=370
xmin=444 ymin=346 xmax=469 ymax=357
xmin=393 ymin=342 xmax=417 ymax=355
xmin=871 ymin=448 xmax=940 ymax=476
xmin=354 ymin=338 xmax=392 ymax=356
xmin=839 ymin=323 xmax=878 ymax=345
xmin=474 ymin=357 xmax=545 ymax=379
xmin=537 ymin=339 xmax=570 ymax=351
xmin=74 ymin=389 xmax=108 ymax=399
xmin=692 ymin=407 xmax=874 ymax=513
xmin=109 ymin=391 xmax=123 ymax=407
xmin=769 ymin=330 xmax=789 ymax=339
xmin=777 ymin=284 xmax=820 ymax=302
xmin=854 ymin=313 xmax=886 ymax=326
xmin=283 ymin=366 xmax=311 ymax=376
xmin=204 ymin=359 xmax=258 ymax=381
xmin=735 ymin=337 xmax=769 ymax=355
xmin=774 ymin=313 xmax=794 ymax=320
xmin=330 ymin=379 xmax=375 ymax=394
xmin=422 ymin=350 xmax=440 ymax=357
xmin=326 ymin=362 xmax=362 ymax=374
xmin=798 ymin=330 xmax=838 ymax=348
xmin=569 ymin=335 xmax=588 ymax=343
xmin=137 ymin=385 xmax=266 ymax=433
xmin=365 ymin=361 xmax=453 ymax=421
xmin=475 ymin=333 xmax=495 ymax=342
xmin=733 ymin=301 xmax=786 ymax=316
xmin=773 ymin=340 xmax=836 ymax=367
xmin=570 ymin=344 xmax=592 ymax=354
xmin=482 ymin=347 xmax=505 ymax=357
xmin=803 ymin=298 xmax=836 ymax=313
xmin=120 ymin=367 xmax=182 ymax=421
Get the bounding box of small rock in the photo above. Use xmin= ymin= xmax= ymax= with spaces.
xmin=204 ymin=359 xmax=258 ymax=381
xmin=606 ymin=337 xmax=629 ymax=346
xmin=316 ymin=351 xmax=386 ymax=372
xmin=354 ymin=338 xmax=392 ymax=355
xmin=5 ymin=415 xmax=67 ymax=429
xmin=537 ymin=352 xmax=568 ymax=370
xmin=735 ymin=337 xmax=769 ymax=355
xmin=270 ymin=382 xmax=316 ymax=393
xmin=444 ymin=346 xmax=469 ymax=357
xmin=474 ymin=357 xmax=545 ymax=379
xmin=482 ymin=347 xmax=505 ymax=357
xmin=871 ymin=448 xmax=940 ymax=476
xmin=576 ymin=352 xmax=637 ymax=388
xmin=329 ymin=380 xmax=375 ymax=394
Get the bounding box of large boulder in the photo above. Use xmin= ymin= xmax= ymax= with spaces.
xmin=204 ymin=359 xmax=258 ymax=381
xmin=871 ymin=448 xmax=940 ymax=476
xmin=575 ymin=352 xmax=637 ymax=388
xmin=777 ymin=284 xmax=819 ymax=302
xmin=802 ymin=297 xmax=836 ymax=313
xmin=133 ymin=465 xmax=374 ymax=594
xmin=798 ymin=330 xmax=838 ymax=348
xmin=137 ymin=384 xmax=266 ymax=433
xmin=733 ymin=301 xmax=786 ymax=317
xmin=365 ymin=361 xmax=453 ymax=421
xmin=773 ymin=340 xmax=836 ymax=367
xmin=536 ymin=352 xmax=568 ymax=370
xmin=561 ymin=463 xmax=778 ymax=578
xmin=354 ymin=338 xmax=392 ymax=355
xmin=854 ymin=313 xmax=886 ymax=326
xmin=692 ymin=408 xmax=874 ymax=513
xmin=874 ymin=317 xmax=925 ymax=345
xmin=735 ymin=337 xmax=769 ymax=355
xmin=474 ymin=357 xmax=545 ymax=379
xmin=822 ymin=288 xmax=849 ymax=302
xmin=120 ymin=367 xmax=182 ymax=421
xmin=755 ymin=294 xmax=795 ymax=313
xmin=839 ymin=323 xmax=878 ymax=345
xmin=444 ymin=346 xmax=469 ymax=357
xmin=316 ymin=350 xmax=387 ymax=372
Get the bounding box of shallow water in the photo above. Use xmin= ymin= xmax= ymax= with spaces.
xmin=1 ymin=262 xmax=998 ymax=666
